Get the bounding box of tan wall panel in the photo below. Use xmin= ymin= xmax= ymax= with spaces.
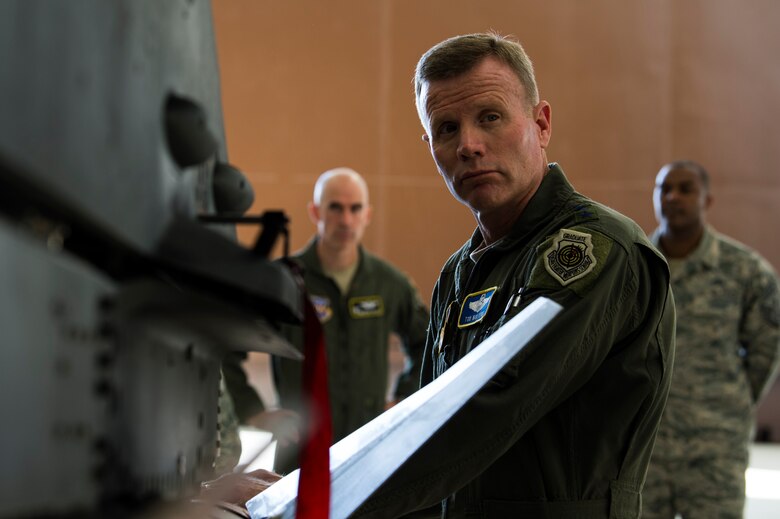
xmin=382 ymin=183 xmax=476 ymax=300
xmin=669 ymin=0 xmax=780 ymax=255
xmin=213 ymin=0 xmax=780 ymax=304
xmin=213 ymin=0 xmax=387 ymax=258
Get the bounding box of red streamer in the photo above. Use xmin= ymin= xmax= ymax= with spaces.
xmin=296 ymin=295 xmax=331 ymax=518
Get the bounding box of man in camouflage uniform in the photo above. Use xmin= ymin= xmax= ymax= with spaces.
xmin=644 ymin=160 xmax=780 ymax=519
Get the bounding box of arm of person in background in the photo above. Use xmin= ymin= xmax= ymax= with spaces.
xmin=243 ymin=409 xmax=301 ymax=448
xmin=742 ymin=259 xmax=780 ymax=404
xmin=390 ymin=277 xmax=430 ymax=404
xmin=222 ymin=351 xmax=301 ymax=447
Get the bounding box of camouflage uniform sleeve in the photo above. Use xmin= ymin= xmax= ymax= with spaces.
xmin=214 ymin=370 xmax=242 ymax=476
xmin=741 ymin=258 xmax=780 ymax=404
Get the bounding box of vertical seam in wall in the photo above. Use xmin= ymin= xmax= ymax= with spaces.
xmin=665 ymin=0 xmax=676 ymax=161
xmin=376 ymin=0 xmax=392 ymax=256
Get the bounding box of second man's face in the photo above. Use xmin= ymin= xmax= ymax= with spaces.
xmin=313 ymin=176 xmax=371 ymax=252
xmin=419 ymin=56 xmax=551 ymax=221
xmin=653 ymin=167 xmax=710 ymax=233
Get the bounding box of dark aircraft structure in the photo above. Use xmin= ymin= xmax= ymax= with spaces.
xmin=0 ymin=1 xmax=302 ymax=516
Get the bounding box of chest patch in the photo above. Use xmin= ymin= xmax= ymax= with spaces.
xmin=543 ymin=228 xmax=597 ymax=285
xmin=309 ymin=294 xmax=333 ymax=323
xmin=458 ymin=286 xmax=498 ymax=328
xmin=349 ymin=295 xmax=385 ymax=319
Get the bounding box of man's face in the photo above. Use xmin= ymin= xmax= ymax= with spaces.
xmin=310 ymin=175 xmax=371 ymax=253
xmin=653 ymin=166 xmax=711 ymax=233
xmin=419 ymin=56 xmax=551 ymax=221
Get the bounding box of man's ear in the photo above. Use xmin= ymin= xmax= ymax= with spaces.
xmin=704 ymin=192 xmax=714 ymax=211
xmin=307 ymin=201 xmax=320 ymax=226
xmin=534 ymin=101 xmax=552 ymax=149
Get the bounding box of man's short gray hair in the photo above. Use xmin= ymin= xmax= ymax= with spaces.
xmin=414 ymin=32 xmax=539 ymax=124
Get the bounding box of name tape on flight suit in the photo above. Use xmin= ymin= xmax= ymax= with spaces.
xmin=458 ymin=286 xmax=498 ymax=328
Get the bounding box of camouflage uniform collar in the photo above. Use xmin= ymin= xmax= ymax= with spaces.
xmin=649 ymin=225 xmax=719 ymax=270
xmin=685 ymin=225 xmax=719 ymax=269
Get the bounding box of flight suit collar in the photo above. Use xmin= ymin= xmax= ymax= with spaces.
xmin=298 ymin=236 xmax=369 ymax=278
xmin=454 ymin=163 xmax=576 ymax=300
xmin=462 ymin=162 xmax=576 ymax=259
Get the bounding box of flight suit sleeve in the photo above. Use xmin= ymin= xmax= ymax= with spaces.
xmin=221 ymin=351 xmax=266 ymax=423
xmin=393 ymin=276 xmax=431 ymax=399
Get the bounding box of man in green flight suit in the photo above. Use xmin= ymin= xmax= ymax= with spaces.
xmin=225 ymin=167 xmax=429 ymax=474
xmin=353 ymin=32 xmax=676 ymax=518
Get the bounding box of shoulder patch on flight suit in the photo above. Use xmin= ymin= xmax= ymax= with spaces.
xmin=458 ymin=286 xmax=498 ymax=328
xmin=532 ymin=228 xmax=612 ymax=296
xmin=349 ymin=295 xmax=385 ymax=318
xmin=309 ymin=294 xmax=333 ymax=323
xmin=543 ymin=229 xmax=597 ymax=285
